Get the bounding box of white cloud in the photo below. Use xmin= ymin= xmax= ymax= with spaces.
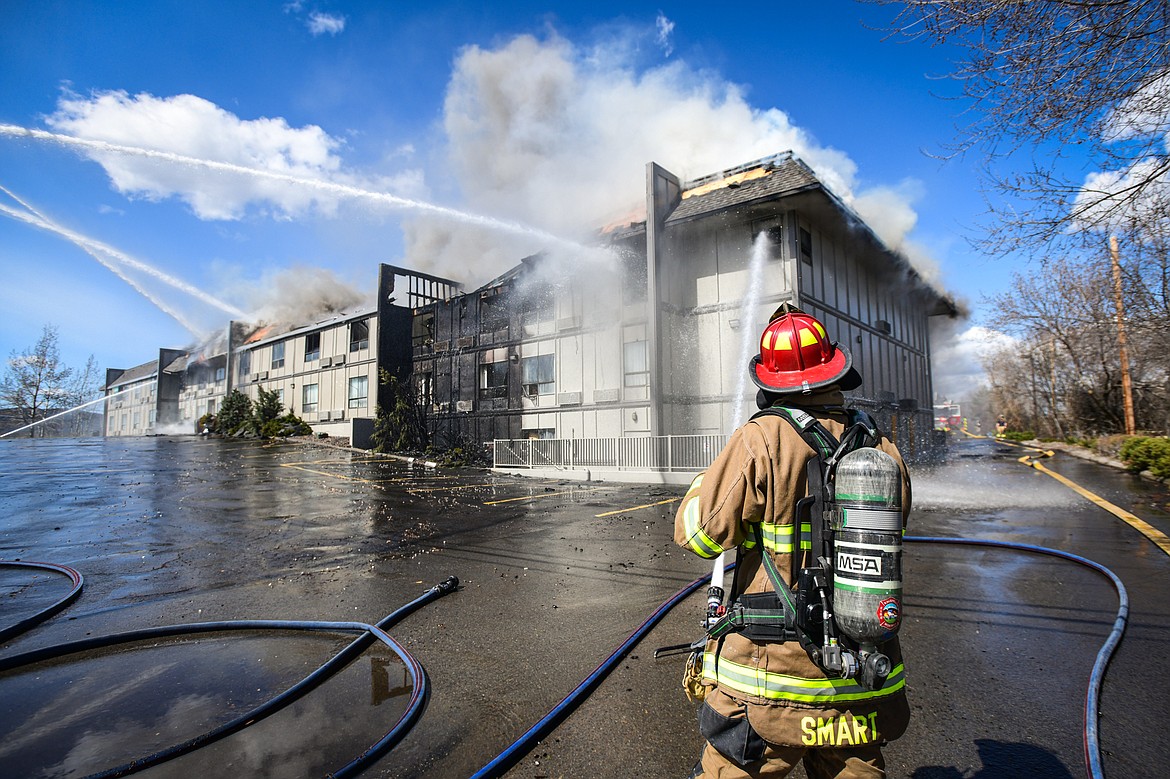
xmin=412 ymin=31 xmax=897 ymax=282
xmin=307 ymin=11 xmax=346 ymax=37
xmin=44 ymin=90 xmax=424 ymax=221
xmin=929 ymin=324 xmax=1016 ymax=401
xmin=655 ymin=13 xmax=675 ymax=57
xmin=1074 ymin=70 xmax=1170 ymax=231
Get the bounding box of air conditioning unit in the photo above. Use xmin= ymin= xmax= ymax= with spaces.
xmin=593 ymin=388 xmax=620 ymax=403
xmin=557 ymin=392 xmax=582 ymax=406
xmin=334 ymin=410 xmax=345 ymax=420
xmin=456 ymin=400 xmax=473 ymax=413
xmin=333 ymin=355 xmax=346 ymax=365
xmin=321 ymin=357 xmax=333 ymax=367
xmin=322 ymin=411 xmax=332 ymax=421
xmin=557 ymin=316 xmax=581 ymax=331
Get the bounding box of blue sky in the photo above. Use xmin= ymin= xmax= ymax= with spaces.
xmin=2 ymin=1 xmax=1013 ymax=400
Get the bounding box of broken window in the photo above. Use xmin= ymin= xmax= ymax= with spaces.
xmin=305 ymin=333 xmax=321 ymax=362
xmin=349 ymin=319 xmax=370 ymax=352
xmin=302 ymin=383 xmax=318 ymax=413
xmin=413 ymin=312 xmax=435 ymax=348
xmin=521 ymin=355 xmax=555 ymax=396
xmin=416 ymin=372 xmax=433 ymax=406
xmin=480 ymin=359 xmax=508 ymax=399
xmin=480 ymin=292 xmax=510 ymax=333
xmin=623 ymin=341 xmax=649 ymax=387
xmin=800 ymin=227 xmax=813 ymax=264
xmin=271 ymin=341 xmax=286 ymax=369
xmin=348 ymin=375 xmax=368 ymax=409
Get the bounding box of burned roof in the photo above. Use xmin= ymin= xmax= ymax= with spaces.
xmin=667 ymin=154 xmax=821 ymax=224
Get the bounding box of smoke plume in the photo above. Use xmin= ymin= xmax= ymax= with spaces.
xmin=407 ymin=30 xmax=931 ymax=285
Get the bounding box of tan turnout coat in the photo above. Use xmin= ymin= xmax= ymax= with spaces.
xmin=674 ymin=390 xmax=912 ymax=749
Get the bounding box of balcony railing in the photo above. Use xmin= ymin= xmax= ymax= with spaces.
xmin=493 ymin=433 xmax=727 ymax=473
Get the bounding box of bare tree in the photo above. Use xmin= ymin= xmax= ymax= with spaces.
xmin=64 ymin=354 xmax=103 ymax=436
xmin=868 ymin=0 xmax=1170 ymax=250
xmin=1 ymin=325 xmax=74 ymax=437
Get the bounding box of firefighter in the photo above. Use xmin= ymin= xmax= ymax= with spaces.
xmin=675 ymin=304 xmax=912 ymax=779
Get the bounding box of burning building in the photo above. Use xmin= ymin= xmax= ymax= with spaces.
xmin=103 ymin=152 xmax=956 ymax=477
xmin=424 ymin=153 xmax=956 ymax=475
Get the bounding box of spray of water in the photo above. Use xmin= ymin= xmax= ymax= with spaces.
xmin=0 ymin=187 xmax=245 ymax=330
xmin=0 ymin=202 xmax=209 ymax=336
xmin=0 ymin=393 xmax=110 ymax=439
xmin=713 ymin=231 xmax=771 ymax=597
xmin=0 ymin=124 xmax=603 ymax=259
xmin=730 ymin=232 xmax=770 ymax=426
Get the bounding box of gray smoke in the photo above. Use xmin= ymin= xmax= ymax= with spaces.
xmin=405 ymin=30 xmax=921 ymax=286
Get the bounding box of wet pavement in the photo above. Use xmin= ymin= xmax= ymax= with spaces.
xmin=1 ymin=434 xmax=1169 ymax=778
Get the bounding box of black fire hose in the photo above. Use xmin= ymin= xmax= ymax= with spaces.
xmin=905 ymin=537 xmax=1126 ymax=779
xmin=0 ymin=576 xmax=459 ymax=778
xmin=0 ymin=560 xmax=84 ymax=643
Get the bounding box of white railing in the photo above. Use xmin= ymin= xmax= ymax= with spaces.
xmin=493 ymin=434 xmax=728 ymax=473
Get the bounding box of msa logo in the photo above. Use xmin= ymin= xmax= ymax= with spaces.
xmin=837 ymin=552 xmax=881 ymax=575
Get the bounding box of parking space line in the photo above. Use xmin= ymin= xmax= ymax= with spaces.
xmin=594 ymin=497 xmax=681 ymax=517
xmin=278 ymin=463 xmax=380 ymax=486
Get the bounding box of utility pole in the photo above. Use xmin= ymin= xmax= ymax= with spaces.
xmin=1109 ymin=235 xmax=1136 ymax=435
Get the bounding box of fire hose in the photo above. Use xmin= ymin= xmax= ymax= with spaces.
xmin=0 ymin=560 xmax=84 ymax=643
xmin=0 ymin=569 xmax=458 ymax=778
xmin=472 ymin=536 xmax=1125 ymax=779
xmin=1 ymin=537 xmax=1128 ymax=779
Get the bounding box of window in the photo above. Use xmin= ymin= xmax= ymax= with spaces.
xmin=413 ymin=312 xmax=435 ymax=348
xmin=349 ymin=320 xmax=370 ymax=352
xmin=799 ymin=227 xmax=813 ymax=264
xmin=215 ymin=367 xmax=226 ymax=383
xmin=304 ymin=333 xmax=321 ymax=362
xmin=271 ymin=342 xmax=285 ymax=369
xmin=416 ymin=372 xmax=433 ymax=406
xmin=206 ymin=399 xmax=216 ymax=415
xmin=348 ymin=376 xmax=369 ymax=409
xmin=238 ymin=350 xmax=251 ymax=377
xmin=521 ymin=289 xmax=555 ymax=326
xmin=132 ymin=412 xmax=140 ymax=429
xmin=275 ymin=388 xmax=284 ymax=407
xmin=302 ymin=383 xmax=318 ymax=413
xmin=623 ymin=341 xmax=649 ymax=387
xmin=480 ymin=360 xmax=508 ymax=399
xmin=521 ymin=355 xmax=555 ymax=396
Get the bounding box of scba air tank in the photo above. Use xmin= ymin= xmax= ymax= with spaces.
xmin=831 ymin=447 xmax=903 ymax=645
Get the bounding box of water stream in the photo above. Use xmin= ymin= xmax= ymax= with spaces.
xmin=0 ymin=124 xmax=600 ymax=259
xmin=0 ymin=393 xmax=112 ymax=439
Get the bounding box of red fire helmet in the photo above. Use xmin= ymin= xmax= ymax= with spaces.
xmin=749 ymin=304 xmax=861 ymax=394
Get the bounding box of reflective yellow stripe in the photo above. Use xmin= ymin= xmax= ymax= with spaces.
xmin=703 ymin=653 xmax=906 ymax=703
xmin=757 ymin=522 xmax=812 ymax=553
xmin=683 ymin=496 xmax=723 ymax=559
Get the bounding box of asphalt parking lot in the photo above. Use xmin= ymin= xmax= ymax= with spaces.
xmin=3 ymin=435 xmax=1170 ymax=778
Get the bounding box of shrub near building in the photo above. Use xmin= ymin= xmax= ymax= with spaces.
xmin=202 ymin=388 xmax=311 ymax=438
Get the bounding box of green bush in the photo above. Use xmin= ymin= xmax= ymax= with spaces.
xmin=1119 ymin=436 xmax=1170 ymax=478
xmin=218 ymin=389 xmax=253 ymax=435
xmin=1001 ymin=430 xmax=1035 ymax=442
